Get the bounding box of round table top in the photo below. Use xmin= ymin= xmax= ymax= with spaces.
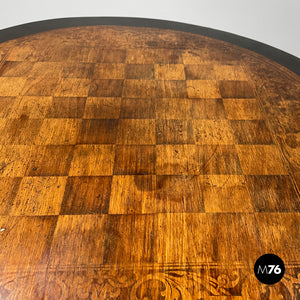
xmin=0 ymin=24 xmax=299 ymax=299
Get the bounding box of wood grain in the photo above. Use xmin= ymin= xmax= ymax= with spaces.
xmin=0 ymin=25 xmax=299 ymax=299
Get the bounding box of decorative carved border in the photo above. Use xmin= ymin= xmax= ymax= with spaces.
xmin=1 ymin=263 xmax=299 ymax=299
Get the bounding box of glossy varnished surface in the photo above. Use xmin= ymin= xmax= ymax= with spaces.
xmin=0 ymin=26 xmax=299 ymax=299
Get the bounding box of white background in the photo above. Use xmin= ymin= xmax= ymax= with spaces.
xmin=1 ymin=0 xmax=299 ymax=58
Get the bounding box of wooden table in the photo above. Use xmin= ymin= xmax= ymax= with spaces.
xmin=0 ymin=23 xmax=299 ymax=299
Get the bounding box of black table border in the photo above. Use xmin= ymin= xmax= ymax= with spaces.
xmin=0 ymin=17 xmax=299 ymax=75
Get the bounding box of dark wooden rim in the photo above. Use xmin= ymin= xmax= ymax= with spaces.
xmin=0 ymin=17 xmax=299 ymax=76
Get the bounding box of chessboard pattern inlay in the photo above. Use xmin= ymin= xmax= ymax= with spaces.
xmin=0 ymin=25 xmax=299 ymax=299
